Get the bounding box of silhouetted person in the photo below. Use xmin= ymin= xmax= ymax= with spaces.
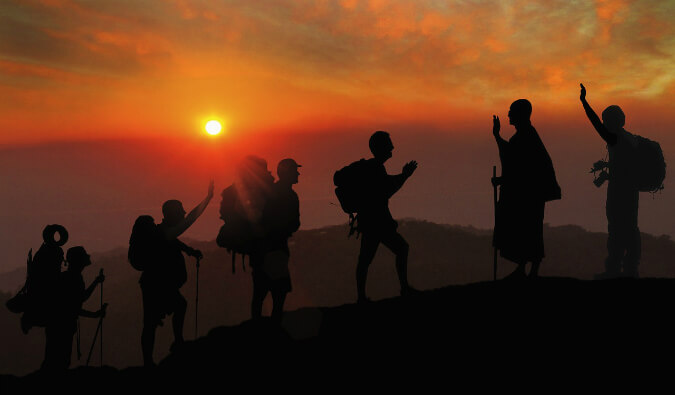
xmin=224 ymin=156 xmax=277 ymax=321
xmin=492 ymin=100 xmax=561 ymax=279
xmin=252 ymin=158 xmax=301 ymax=324
xmin=42 ymin=246 xmax=106 ymax=371
xmin=356 ymin=131 xmax=418 ymax=303
xmin=140 ymin=182 xmax=213 ymax=367
xmin=580 ymin=84 xmax=640 ymax=279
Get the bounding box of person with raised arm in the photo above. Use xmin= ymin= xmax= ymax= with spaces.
xmin=492 ymin=100 xmax=561 ymax=279
xmin=579 ymin=83 xmax=641 ymax=279
xmin=140 ymin=181 xmax=213 ymax=367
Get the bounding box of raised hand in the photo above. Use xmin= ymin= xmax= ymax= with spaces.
xmin=492 ymin=115 xmax=500 ymax=137
xmin=580 ymin=83 xmax=586 ymax=101
xmin=95 ymin=270 xmax=105 ymax=285
xmin=207 ymin=180 xmax=215 ymax=198
xmin=403 ymin=160 xmax=418 ymax=178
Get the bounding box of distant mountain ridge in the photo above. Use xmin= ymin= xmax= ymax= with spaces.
xmin=1 ymin=219 xmax=674 ymax=376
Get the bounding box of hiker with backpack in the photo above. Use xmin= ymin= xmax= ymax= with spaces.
xmin=253 ymin=158 xmax=302 ymax=324
xmin=491 ymin=99 xmax=561 ymax=279
xmin=42 ymin=246 xmax=106 ymax=371
xmin=579 ymin=84 xmax=664 ymax=279
xmin=216 ymin=156 xmax=276 ymax=320
xmin=132 ymin=181 xmax=214 ymax=367
xmin=335 ymin=131 xmax=419 ymax=303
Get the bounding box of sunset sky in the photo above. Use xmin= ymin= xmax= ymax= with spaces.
xmin=1 ymin=1 xmax=674 ymax=272
xmin=1 ymin=0 xmax=674 ymax=144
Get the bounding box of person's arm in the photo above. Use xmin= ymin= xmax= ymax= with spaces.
xmin=80 ymin=303 xmax=107 ymax=319
xmin=580 ymin=83 xmax=617 ymax=146
xmin=177 ymin=240 xmax=202 ymax=259
xmin=83 ymin=270 xmax=104 ymax=301
xmin=492 ymin=115 xmax=506 ymax=186
xmin=163 ymin=181 xmax=215 ymax=239
xmin=386 ymin=161 xmax=417 ymax=198
xmin=288 ymin=193 xmax=300 ymax=236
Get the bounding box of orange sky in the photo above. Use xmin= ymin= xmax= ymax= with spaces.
xmin=1 ymin=0 xmax=674 ymax=144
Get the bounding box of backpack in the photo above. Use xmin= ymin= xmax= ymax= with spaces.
xmin=128 ymin=215 xmax=161 ymax=272
xmin=333 ymin=159 xmax=370 ymax=237
xmin=634 ymin=135 xmax=666 ymax=193
xmin=216 ymin=184 xmax=261 ymax=273
xmin=6 ymin=243 xmax=65 ymax=333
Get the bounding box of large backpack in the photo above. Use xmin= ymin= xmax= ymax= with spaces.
xmin=634 ymin=135 xmax=666 ymax=193
xmin=6 ymin=225 xmax=68 ymax=333
xmin=216 ymin=184 xmax=262 ymax=272
xmin=333 ymin=159 xmax=370 ymax=237
xmin=128 ymin=215 xmax=161 ymax=272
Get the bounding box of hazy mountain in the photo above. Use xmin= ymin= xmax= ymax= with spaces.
xmin=1 ymin=220 xmax=674 ymax=376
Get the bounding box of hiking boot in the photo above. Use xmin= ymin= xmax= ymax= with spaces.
xmin=169 ymin=340 xmax=185 ymax=353
xmin=503 ymin=268 xmax=526 ymax=281
xmin=593 ymin=271 xmax=621 ymax=280
xmin=357 ymin=296 xmax=371 ymax=305
xmin=400 ymin=286 xmax=421 ymax=297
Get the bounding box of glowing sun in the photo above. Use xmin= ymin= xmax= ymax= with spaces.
xmin=205 ymin=120 xmax=222 ymax=135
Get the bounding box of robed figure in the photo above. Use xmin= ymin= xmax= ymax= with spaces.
xmin=492 ymin=99 xmax=561 ymax=279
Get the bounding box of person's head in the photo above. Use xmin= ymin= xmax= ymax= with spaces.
xmin=277 ymin=158 xmax=301 ymax=185
xmin=369 ymin=131 xmax=394 ymax=161
xmin=602 ymin=105 xmax=625 ymax=131
xmin=508 ymin=99 xmax=532 ymax=125
xmin=237 ymin=155 xmax=274 ymax=189
xmin=66 ymin=246 xmax=91 ymax=272
xmin=162 ymin=199 xmax=186 ymax=226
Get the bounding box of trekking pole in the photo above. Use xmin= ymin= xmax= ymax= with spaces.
xmin=100 ymin=268 xmax=103 ymax=367
xmin=492 ymin=166 xmax=498 ymax=281
xmin=86 ymin=314 xmax=103 ymax=366
xmin=195 ymin=256 xmax=201 ymax=339
xmin=86 ymin=269 xmax=104 ymax=367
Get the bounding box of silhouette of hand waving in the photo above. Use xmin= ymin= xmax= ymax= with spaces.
xmin=207 ymin=180 xmax=215 ymax=198
xmin=492 ymin=115 xmax=500 ymax=137
xmin=580 ymin=83 xmax=586 ymax=101
xmin=403 ymin=161 xmax=418 ymax=178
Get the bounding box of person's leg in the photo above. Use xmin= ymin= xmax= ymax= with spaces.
xmin=270 ymin=290 xmax=287 ymax=325
xmin=251 ymin=268 xmax=270 ymax=320
xmin=141 ymin=322 xmax=158 ymax=367
xmin=141 ymin=285 xmax=160 ymax=366
xmin=623 ymin=196 xmax=640 ymax=278
xmin=529 ymin=260 xmax=541 ymax=278
xmin=171 ymin=292 xmax=187 ymax=348
xmin=599 ymin=191 xmax=623 ymax=279
xmin=380 ymin=231 xmax=412 ymax=293
xmin=356 ymin=233 xmax=379 ymax=302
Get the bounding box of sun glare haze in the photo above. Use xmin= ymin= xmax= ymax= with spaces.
xmin=205 ymin=120 xmax=222 ymax=135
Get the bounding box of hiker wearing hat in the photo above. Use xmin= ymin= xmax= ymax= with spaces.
xmin=251 ymin=158 xmax=302 ymax=324
xmin=42 ymin=246 xmax=106 ymax=370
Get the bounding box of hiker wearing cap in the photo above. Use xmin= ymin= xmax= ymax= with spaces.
xmin=140 ymin=181 xmax=213 ymax=367
xmin=42 ymin=246 xmax=106 ymax=370
xmin=251 ymin=158 xmax=301 ymax=324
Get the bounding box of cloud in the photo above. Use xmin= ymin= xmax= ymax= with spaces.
xmin=0 ymin=0 xmax=673 ymax=142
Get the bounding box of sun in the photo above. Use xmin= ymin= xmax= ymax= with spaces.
xmin=205 ymin=120 xmax=222 ymax=135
